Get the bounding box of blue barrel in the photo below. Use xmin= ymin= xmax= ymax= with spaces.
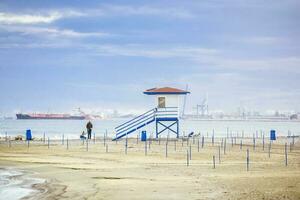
xmin=26 ymin=129 xmax=32 ymax=140
xmin=270 ymin=130 xmax=276 ymax=140
xmin=141 ymin=131 xmax=147 ymax=141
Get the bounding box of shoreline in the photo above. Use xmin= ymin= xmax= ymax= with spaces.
xmin=0 ymin=166 xmax=46 ymax=200
xmin=0 ymin=161 xmax=68 ymax=200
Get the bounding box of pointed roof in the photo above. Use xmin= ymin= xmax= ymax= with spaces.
xmin=143 ymin=87 xmax=190 ymax=95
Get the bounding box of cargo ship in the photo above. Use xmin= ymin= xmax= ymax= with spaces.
xmin=16 ymin=113 xmax=86 ymax=120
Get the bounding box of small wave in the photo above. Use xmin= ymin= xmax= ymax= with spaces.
xmin=0 ymin=168 xmax=45 ymax=200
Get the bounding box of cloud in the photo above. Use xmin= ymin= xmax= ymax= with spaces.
xmin=214 ymin=57 xmax=300 ymax=72
xmin=0 ymin=29 xmax=298 ymax=73
xmin=0 ymin=4 xmax=194 ymax=25
xmin=0 ymin=25 xmax=110 ymax=38
xmin=241 ymin=36 xmax=287 ymax=45
xmin=97 ymin=45 xmax=299 ymax=73
xmin=92 ymin=45 xmax=218 ymax=58
xmin=90 ymin=5 xmax=195 ymax=19
xmin=0 ymin=10 xmax=83 ymax=24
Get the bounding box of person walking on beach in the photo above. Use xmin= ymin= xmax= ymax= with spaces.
xmin=86 ymin=121 xmax=93 ymax=139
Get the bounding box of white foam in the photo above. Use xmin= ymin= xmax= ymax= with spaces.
xmin=0 ymin=168 xmax=45 ymax=200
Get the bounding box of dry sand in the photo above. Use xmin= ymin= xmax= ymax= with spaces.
xmin=0 ymin=137 xmax=299 ymax=200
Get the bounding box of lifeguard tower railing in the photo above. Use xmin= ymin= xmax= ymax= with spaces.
xmin=113 ymin=107 xmax=178 ymax=140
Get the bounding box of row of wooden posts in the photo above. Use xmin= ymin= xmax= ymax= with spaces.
xmin=4 ymin=129 xmax=296 ymax=151
xmin=3 ymin=130 xmax=294 ymax=171
xmin=2 ymin=129 xmax=296 ymax=146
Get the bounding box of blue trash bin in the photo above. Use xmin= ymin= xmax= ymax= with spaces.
xmin=141 ymin=131 xmax=147 ymax=141
xmin=270 ymin=130 xmax=276 ymax=140
xmin=26 ymin=129 xmax=32 ymax=140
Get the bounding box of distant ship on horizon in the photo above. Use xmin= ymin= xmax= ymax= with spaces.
xmin=16 ymin=113 xmax=86 ymax=120
xmin=16 ymin=108 xmax=92 ymax=120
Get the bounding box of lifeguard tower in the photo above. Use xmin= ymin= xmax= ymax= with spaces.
xmin=113 ymin=87 xmax=190 ymax=140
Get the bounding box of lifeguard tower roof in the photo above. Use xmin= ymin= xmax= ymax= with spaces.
xmin=143 ymin=87 xmax=190 ymax=95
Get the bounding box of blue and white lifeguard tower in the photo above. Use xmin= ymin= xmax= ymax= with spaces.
xmin=113 ymin=87 xmax=190 ymax=140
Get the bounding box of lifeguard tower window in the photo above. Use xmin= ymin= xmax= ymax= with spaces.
xmin=158 ymin=97 xmax=166 ymax=108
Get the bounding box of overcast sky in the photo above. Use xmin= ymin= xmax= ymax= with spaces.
xmin=0 ymin=0 xmax=299 ymax=115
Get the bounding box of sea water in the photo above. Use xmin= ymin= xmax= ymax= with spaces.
xmin=0 ymin=168 xmax=44 ymax=200
xmin=0 ymin=119 xmax=299 ymax=139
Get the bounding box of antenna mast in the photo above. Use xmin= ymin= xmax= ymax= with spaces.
xmin=182 ymin=84 xmax=188 ymax=117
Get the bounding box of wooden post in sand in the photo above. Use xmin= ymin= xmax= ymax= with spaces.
xmin=213 ymin=155 xmax=216 ymax=169
xmin=67 ymin=138 xmax=69 ymax=150
xmin=290 ymin=142 xmax=292 ymax=152
xmin=125 ymin=136 xmax=128 ymax=155
xmin=145 ymin=140 xmax=147 ymax=156
xmin=61 ymin=134 xmax=64 ymax=145
xmin=268 ymin=142 xmax=271 ymax=158
xmin=9 ymin=139 xmax=11 ymax=148
xmin=253 ymin=137 xmax=256 ymax=151
xmin=285 ymin=143 xmax=288 ymax=166
xmin=201 ymin=136 xmax=204 ymax=148
xmin=218 ymin=146 xmax=221 ymax=164
xmin=189 ymin=145 xmax=192 ymax=160
xmin=182 ymin=137 xmax=184 ymax=147
xmin=86 ymin=139 xmax=88 ymax=151
xmin=262 ymin=134 xmax=265 ymax=151
xmin=197 ymin=138 xmax=200 ymax=152
xmin=165 ymin=142 xmax=168 ymax=158
xmin=221 ymin=138 xmax=223 ymax=149
xmin=186 ymin=150 xmax=189 ymax=167
xmin=212 ymin=132 xmax=215 ymax=146
xmin=43 ymin=133 xmax=46 ymax=144
xmin=167 ymin=132 xmax=169 ymax=145
xmin=104 ymin=131 xmax=106 ymax=147
xmin=240 ymin=140 xmax=243 ymax=150
xmin=106 ymin=144 xmax=108 ymax=153
xmin=159 ymin=135 xmax=161 ymax=145
xmin=48 ymin=137 xmax=50 ymax=149
xmin=246 ymin=149 xmax=249 ymax=171
xmin=224 ymin=139 xmax=226 ymax=155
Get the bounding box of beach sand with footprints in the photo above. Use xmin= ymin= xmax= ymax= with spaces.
xmin=0 ymin=136 xmax=299 ymax=200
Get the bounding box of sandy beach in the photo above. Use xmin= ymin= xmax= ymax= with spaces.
xmin=0 ymin=137 xmax=299 ymax=200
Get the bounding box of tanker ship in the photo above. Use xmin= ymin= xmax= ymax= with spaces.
xmin=16 ymin=113 xmax=86 ymax=120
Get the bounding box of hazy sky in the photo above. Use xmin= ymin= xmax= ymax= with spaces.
xmin=0 ymin=0 xmax=299 ymax=115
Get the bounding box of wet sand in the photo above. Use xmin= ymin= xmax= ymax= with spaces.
xmin=0 ymin=137 xmax=299 ymax=200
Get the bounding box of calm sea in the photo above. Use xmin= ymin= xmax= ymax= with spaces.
xmin=1 ymin=119 xmax=299 ymax=139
